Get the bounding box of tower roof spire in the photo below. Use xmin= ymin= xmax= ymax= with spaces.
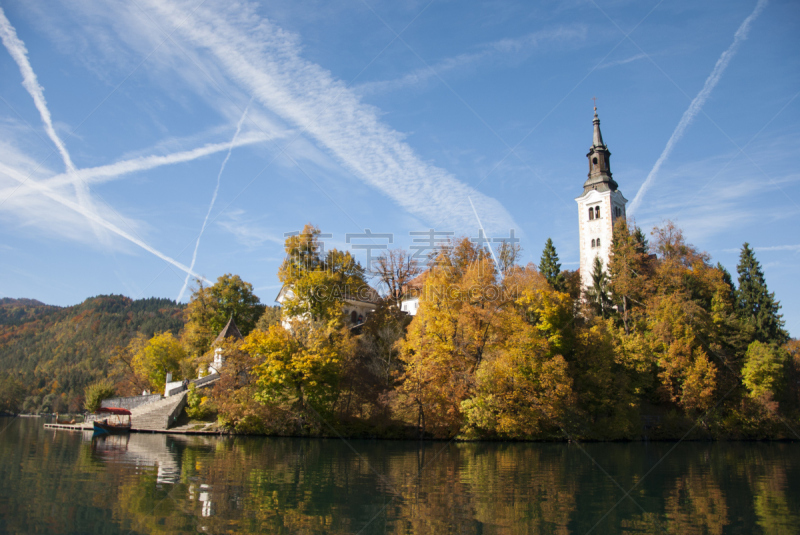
xmin=582 ymin=105 xmax=617 ymax=193
xmin=592 ymin=106 xmax=605 ymax=148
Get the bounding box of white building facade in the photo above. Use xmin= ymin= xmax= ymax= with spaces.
xmin=575 ymin=108 xmax=627 ymax=289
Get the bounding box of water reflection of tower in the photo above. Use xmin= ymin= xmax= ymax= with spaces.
xmin=89 ymin=432 xmax=182 ymax=485
xmin=189 ymin=483 xmax=214 ymax=517
xmin=200 ymin=484 xmax=213 ymax=517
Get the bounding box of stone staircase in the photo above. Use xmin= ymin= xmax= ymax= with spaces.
xmin=130 ymin=391 xmax=188 ymax=431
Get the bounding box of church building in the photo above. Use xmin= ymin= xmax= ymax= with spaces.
xmin=575 ymin=107 xmax=628 ymax=289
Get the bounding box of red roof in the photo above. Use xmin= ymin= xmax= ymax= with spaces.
xmin=96 ymin=407 xmax=131 ymax=415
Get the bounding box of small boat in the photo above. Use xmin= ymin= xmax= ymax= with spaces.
xmin=92 ymin=407 xmax=132 ymax=435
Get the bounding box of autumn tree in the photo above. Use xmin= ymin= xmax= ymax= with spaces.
xmin=255 ymin=306 xmax=282 ymax=331
xmin=496 ymin=239 xmax=522 ymax=276
xmin=742 ymin=341 xmax=787 ymax=403
xmin=507 ymin=265 xmax=574 ymax=357
xmin=464 ymin=266 xmax=576 ymax=439
xmin=571 ymin=319 xmax=641 ymax=438
xmin=0 ymin=373 xmax=25 ymax=414
xmin=398 ymin=238 xmax=502 ymax=437
xmin=198 ymin=337 xmax=255 ymax=426
xmin=646 ymin=222 xmax=723 ymax=417
xmin=608 ymin=219 xmax=651 ymax=334
xmin=463 ymin=317 xmax=574 ymax=439
xmin=359 ymin=300 xmax=411 ymax=387
xmin=373 ymin=248 xmax=422 ymax=307
xmin=185 ymin=274 xmax=264 ymax=357
xmin=84 ymin=379 xmax=115 ymax=412
xmin=538 ymin=238 xmax=564 ymax=291
xmin=560 ymin=269 xmax=583 ymax=303
xmin=243 ymin=322 xmax=352 ymax=418
xmin=784 ymin=339 xmax=800 ymax=409
xmin=131 ymin=331 xmax=188 ymax=391
xmin=736 ymin=243 xmax=788 ymax=345
xmin=279 ymin=224 xmax=370 ymax=324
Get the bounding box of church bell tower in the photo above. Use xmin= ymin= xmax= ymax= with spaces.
xmin=575 ymin=107 xmax=627 ymax=289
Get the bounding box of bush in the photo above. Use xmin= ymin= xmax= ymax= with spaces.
xmin=185 ymin=384 xmax=214 ymax=420
xmin=84 ymin=379 xmax=116 ymax=412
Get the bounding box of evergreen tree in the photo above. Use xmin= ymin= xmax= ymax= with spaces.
xmin=633 ymin=226 xmax=649 ymax=255
xmin=716 ymin=262 xmax=736 ymax=303
xmin=539 ymin=238 xmax=565 ymax=291
xmin=585 ymin=257 xmax=613 ymax=318
xmin=736 ymin=243 xmax=788 ymax=345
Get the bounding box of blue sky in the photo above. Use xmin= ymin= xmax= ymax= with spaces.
xmin=0 ymin=0 xmax=797 ymax=336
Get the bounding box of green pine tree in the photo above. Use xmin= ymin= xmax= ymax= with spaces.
xmin=585 ymin=256 xmax=613 ymax=319
xmin=736 ymin=243 xmax=788 ymax=345
xmin=633 ymin=226 xmax=649 ymax=255
xmin=716 ymin=262 xmax=736 ymax=303
xmin=539 ymin=238 xmax=565 ymax=291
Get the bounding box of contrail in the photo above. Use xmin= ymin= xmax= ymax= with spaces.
xmin=177 ymin=102 xmax=252 ymax=302
xmin=0 ymin=162 xmax=210 ymax=283
xmin=0 ymin=8 xmax=75 ymax=173
xmin=468 ymin=196 xmax=500 ymax=270
xmin=38 ymin=131 xmax=269 ymax=190
xmin=142 ymin=0 xmax=520 ymax=236
xmin=628 ymin=0 xmax=768 ymax=215
xmin=0 ymin=7 xmax=96 ymax=235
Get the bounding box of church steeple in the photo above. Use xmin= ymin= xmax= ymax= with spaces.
xmin=583 ymin=107 xmax=618 ymax=194
xmin=575 ymin=104 xmax=627 ymax=292
xmin=592 ymin=107 xmax=605 ymax=147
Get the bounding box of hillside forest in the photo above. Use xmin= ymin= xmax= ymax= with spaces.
xmin=1 ymin=220 xmax=797 ymax=441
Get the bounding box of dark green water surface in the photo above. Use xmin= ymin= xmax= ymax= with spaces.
xmin=0 ymin=418 xmax=798 ymax=534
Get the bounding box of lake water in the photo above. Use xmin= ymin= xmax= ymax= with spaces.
xmin=0 ymin=418 xmax=798 ymax=534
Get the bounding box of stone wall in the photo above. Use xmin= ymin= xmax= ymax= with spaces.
xmin=100 ymin=394 xmax=162 ymax=411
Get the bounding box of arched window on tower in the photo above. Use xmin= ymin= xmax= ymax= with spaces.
xmin=588 ymin=207 xmax=594 ymax=220
xmin=595 ymin=206 xmax=600 ymax=219
xmin=591 ymin=239 xmax=595 ymax=247
xmin=597 ymin=238 xmax=601 ymax=247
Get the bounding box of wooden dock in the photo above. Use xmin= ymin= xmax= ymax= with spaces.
xmin=44 ymin=423 xmax=92 ymax=431
xmin=43 ymin=422 xmax=225 ymax=435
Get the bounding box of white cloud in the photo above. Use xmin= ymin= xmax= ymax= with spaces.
xmin=138 ymin=0 xmax=520 ymax=236
xmin=356 ymin=26 xmax=588 ymax=96
xmin=597 ymin=52 xmax=647 ymax=70
xmin=217 ymin=209 xmax=285 ymax=249
xmin=722 ymin=244 xmax=800 ymax=254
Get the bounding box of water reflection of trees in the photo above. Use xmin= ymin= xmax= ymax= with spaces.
xmin=2 ymin=422 xmax=799 ymax=534
xmin=101 ymin=439 xmax=800 ymax=534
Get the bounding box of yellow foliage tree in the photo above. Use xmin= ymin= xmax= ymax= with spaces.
xmin=243 ymin=322 xmax=350 ymax=415
xmin=131 ymin=331 xmax=187 ymax=391
xmin=278 ymin=224 xmax=370 ymax=324
xmin=463 ymin=315 xmax=574 ymax=438
xmin=398 ymin=238 xmax=503 ymax=437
